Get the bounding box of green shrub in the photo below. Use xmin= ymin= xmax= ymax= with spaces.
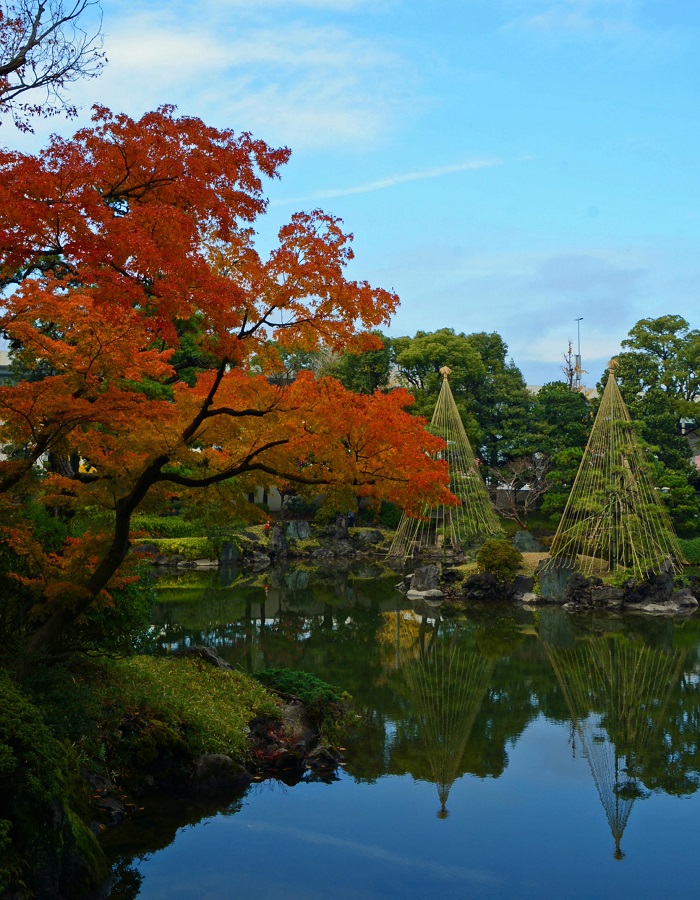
xmin=254 ymin=668 xmax=342 ymax=707
xmin=679 ymin=537 xmax=700 ymax=565
xmin=64 ymin=564 xmax=157 ymax=656
xmin=131 ymin=514 xmax=203 ymax=539
xmin=476 ymin=540 xmax=523 ymax=583
xmin=150 ymin=537 xmax=217 ymax=560
xmin=314 ymin=505 xmax=342 ymax=528
xmin=253 ymin=668 xmax=352 ymax=736
xmin=377 ymin=501 xmax=402 ymax=528
xmin=0 ymin=672 xmax=107 ymax=896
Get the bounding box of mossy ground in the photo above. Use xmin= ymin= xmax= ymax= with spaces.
xmin=0 ymin=655 xmax=283 ymax=895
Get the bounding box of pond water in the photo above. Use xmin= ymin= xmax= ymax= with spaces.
xmin=105 ymin=564 xmax=700 ymax=899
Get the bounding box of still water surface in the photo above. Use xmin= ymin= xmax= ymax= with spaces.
xmin=107 ymin=565 xmax=700 ymax=898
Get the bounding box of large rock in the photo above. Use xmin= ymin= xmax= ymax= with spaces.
xmin=624 ymin=563 xmax=674 ymax=605
xmin=670 ymin=588 xmax=699 ymax=608
xmin=286 ymin=520 xmax=311 ymax=541
xmin=512 ymin=575 xmax=534 ymax=597
xmin=537 ymin=558 xmax=576 ymax=601
xmin=193 ymin=754 xmax=252 ymax=791
xmin=219 ymin=540 xmax=240 ymax=565
xmin=593 ymin=585 xmax=625 ymax=609
xmin=269 ymin=524 xmax=289 ymax=557
xmin=626 ymin=588 xmax=698 ymax=615
xmin=244 ymin=550 xmax=272 ymax=569
xmin=563 ymin=573 xmax=624 ymax=609
xmin=512 ymin=530 xmax=544 ymax=552
xmin=410 ymin=564 xmax=440 ymax=592
xmin=407 ymin=588 xmax=444 ymax=602
xmin=306 ymin=746 xmax=340 ymax=776
xmin=311 ymin=547 xmax=334 ymax=562
xmin=335 ymin=540 xmax=355 ymax=557
xmin=462 ymin=572 xmax=503 ymax=601
xmin=334 ymin=514 xmax=349 ymax=540
xmin=358 ymin=529 xmax=384 ymax=545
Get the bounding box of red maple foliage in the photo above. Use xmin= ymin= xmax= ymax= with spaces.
xmin=0 ymin=106 xmax=450 ymax=655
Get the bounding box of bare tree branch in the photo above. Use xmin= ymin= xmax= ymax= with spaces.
xmin=0 ymin=0 xmax=104 ymax=131
xmin=489 ymin=454 xmax=550 ymax=529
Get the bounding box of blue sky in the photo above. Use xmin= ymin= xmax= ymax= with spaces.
xmin=6 ymin=0 xmax=700 ymax=386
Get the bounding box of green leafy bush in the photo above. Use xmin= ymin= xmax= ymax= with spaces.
xmin=253 ymin=668 xmax=351 ymax=734
xmin=679 ymin=537 xmax=700 ymax=565
xmin=476 ymin=540 xmax=523 ymax=583
xmin=150 ymin=537 xmax=217 ymax=560
xmin=64 ymin=564 xmax=157 ymax=656
xmin=313 ymin=505 xmax=342 ymax=528
xmin=254 ymin=668 xmax=342 ymax=706
xmin=131 ymin=514 xmax=203 ymax=539
xmin=0 ymin=672 xmax=107 ymax=896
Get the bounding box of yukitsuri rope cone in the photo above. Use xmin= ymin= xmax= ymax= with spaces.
xmin=543 ymin=361 xmax=685 ymax=579
xmin=386 ymin=367 xmax=501 ymax=562
xmin=544 ymin=635 xmax=686 ymax=860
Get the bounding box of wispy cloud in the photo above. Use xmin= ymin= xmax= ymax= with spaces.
xmin=505 ymin=0 xmax=640 ymax=38
xmin=77 ymin=9 xmax=413 ymax=151
xmin=272 ymin=158 xmax=501 ymax=205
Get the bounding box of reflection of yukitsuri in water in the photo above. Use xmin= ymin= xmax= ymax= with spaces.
xmin=542 ymin=363 xmax=685 ymax=579
xmin=396 ymin=611 xmax=495 ymax=818
xmin=386 ymin=368 xmax=500 ymax=563
xmin=545 ymin=635 xmax=686 ymax=859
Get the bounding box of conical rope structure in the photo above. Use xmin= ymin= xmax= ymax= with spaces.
xmin=543 ymin=362 xmax=685 ymax=578
xmin=545 ymin=635 xmax=686 ymax=859
xmin=397 ymin=613 xmax=495 ymax=818
xmin=387 ymin=368 xmax=501 ymax=562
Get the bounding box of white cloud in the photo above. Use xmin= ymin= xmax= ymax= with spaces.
xmin=79 ymin=8 xmax=412 ymax=151
xmin=272 ymin=158 xmax=501 ymax=205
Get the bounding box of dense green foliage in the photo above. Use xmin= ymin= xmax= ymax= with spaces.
xmin=255 ymin=667 xmax=343 ymax=705
xmin=107 ymin=657 xmax=281 ymax=761
xmin=0 ymin=672 xmax=108 ymax=897
xmin=476 ymin=539 xmax=523 ymax=583
xmin=320 ymin=331 xmax=393 ymax=394
xmin=609 ymin=315 xmax=700 ymax=534
xmin=131 ymin=514 xmax=205 ymax=538
xmin=149 ymin=537 xmax=218 ymax=560
xmin=390 ymin=328 xmax=533 ymax=464
xmin=679 ymin=537 xmax=700 ymax=565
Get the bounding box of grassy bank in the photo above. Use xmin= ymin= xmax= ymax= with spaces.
xmin=0 ymin=656 xmax=282 ymax=898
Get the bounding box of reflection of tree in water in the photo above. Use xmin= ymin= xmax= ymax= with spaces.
xmin=396 ymin=612 xmax=495 ymax=818
xmin=545 ymin=635 xmax=686 ymax=859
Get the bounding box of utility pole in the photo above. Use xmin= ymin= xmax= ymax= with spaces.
xmin=574 ymin=317 xmax=583 ymax=390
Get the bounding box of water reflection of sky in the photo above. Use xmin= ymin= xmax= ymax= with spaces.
xmin=122 ymin=568 xmax=700 ymax=898
xmin=134 ymin=716 xmax=700 ymax=899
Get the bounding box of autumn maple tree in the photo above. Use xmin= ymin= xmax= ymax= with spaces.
xmin=0 ymin=105 xmax=451 ymax=656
